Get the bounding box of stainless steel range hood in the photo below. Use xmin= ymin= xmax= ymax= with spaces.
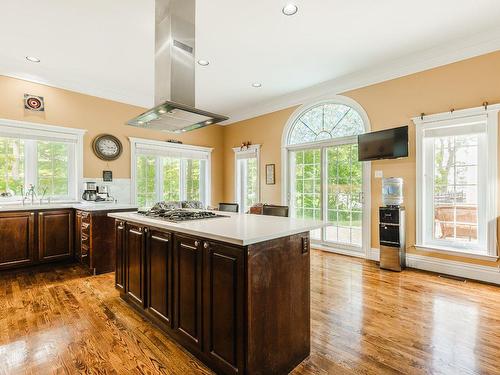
xmin=126 ymin=0 xmax=228 ymax=133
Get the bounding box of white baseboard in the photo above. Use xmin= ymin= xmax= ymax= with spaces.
xmin=367 ymin=247 xmax=380 ymax=261
xmin=312 ymin=243 xmax=366 ymax=259
xmin=368 ymin=247 xmax=500 ymax=285
xmin=406 ymin=253 xmax=500 ymax=285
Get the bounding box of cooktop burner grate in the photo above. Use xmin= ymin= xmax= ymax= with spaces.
xmin=137 ymin=209 xmax=228 ymax=223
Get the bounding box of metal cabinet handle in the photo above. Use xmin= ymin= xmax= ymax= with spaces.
xmin=144 ymin=227 xmax=149 ymax=233
xmin=203 ymin=242 xmax=209 ymax=249
xmin=194 ymin=240 xmax=200 ymax=247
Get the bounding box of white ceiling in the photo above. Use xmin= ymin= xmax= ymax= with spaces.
xmin=2 ymin=0 xmax=500 ymax=124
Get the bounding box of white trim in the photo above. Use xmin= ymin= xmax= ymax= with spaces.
xmin=312 ymin=243 xmax=367 ymax=260
xmin=0 ymin=118 xmax=85 ymax=201
xmin=281 ymin=96 xmax=372 ymax=256
xmin=367 ymin=247 xmax=500 ymax=285
xmin=233 ymin=145 xmax=261 ymax=212
xmin=366 ymin=247 xmax=380 ymax=261
xmin=414 ymin=105 xmax=499 ymax=257
xmin=224 ymin=28 xmax=500 ymax=125
xmin=406 ymin=253 xmax=500 ymax=285
xmin=129 ymin=137 xmax=213 ymax=207
xmin=414 ymin=244 xmax=499 ymax=262
xmin=412 ymin=104 xmax=500 ymax=124
xmin=128 ymin=137 xmax=214 ymax=154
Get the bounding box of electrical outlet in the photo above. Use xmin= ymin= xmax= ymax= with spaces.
xmin=374 ymin=170 xmax=383 ymax=179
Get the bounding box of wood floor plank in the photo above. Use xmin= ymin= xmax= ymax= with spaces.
xmin=0 ymin=251 xmax=499 ymax=374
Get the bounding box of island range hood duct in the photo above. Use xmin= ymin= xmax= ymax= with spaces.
xmin=126 ymin=0 xmax=228 ymax=133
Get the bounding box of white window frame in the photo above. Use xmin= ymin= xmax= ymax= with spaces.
xmin=414 ymin=105 xmax=499 ymax=259
xmin=280 ymin=96 xmax=372 ymax=257
xmin=0 ymin=118 xmax=85 ymax=202
xmin=233 ymin=144 xmax=261 ymax=212
xmin=130 ymin=137 xmax=212 ymax=207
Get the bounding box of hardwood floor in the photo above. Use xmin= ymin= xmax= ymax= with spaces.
xmin=0 ymin=250 xmax=499 ymax=374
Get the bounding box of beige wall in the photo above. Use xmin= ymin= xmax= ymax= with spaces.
xmin=3 ymin=50 xmax=500 ymax=267
xmin=222 ymin=50 xmax=500 ymax=267
xmin=0 ymin=75 xmax=225 ymax=204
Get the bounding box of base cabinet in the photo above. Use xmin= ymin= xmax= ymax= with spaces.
xmin=173 ymin=234 xmax=203 ymax=351
xmin=115 ymin=220 xmax=126 ymax=292
xmin=146 ymin=228 xmax=172 ymax=327
xmin=0 ymin=211 xmax=35 ymax=269
xmin=203 ymin=241 xmax=245 ymax=374
xmin=125 ymin=223 xmax=146 ymax=308
xmin=38 ymin=210 xmax=74 ymax=262
xmin=114 ymin=219 xmax=309 ymax=375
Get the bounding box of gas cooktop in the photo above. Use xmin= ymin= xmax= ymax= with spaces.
xmin=137 ymin=209 xmax=228 ymax=223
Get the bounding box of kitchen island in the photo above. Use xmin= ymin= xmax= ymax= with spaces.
xmin=109 ymin=211 xmax=324 ymax=375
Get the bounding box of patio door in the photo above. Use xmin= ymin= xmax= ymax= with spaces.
xmin=288 ymin=139 xmax=367 ymax=253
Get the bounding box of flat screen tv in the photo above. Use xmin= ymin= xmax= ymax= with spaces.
xmin=357 ymin=125 xmax=408 ymax=161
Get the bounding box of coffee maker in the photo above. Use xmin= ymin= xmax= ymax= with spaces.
xmin=82 ymin=182 xmax=97 ymax=201
xmin=96 ymin=185 xmax=110 ymax=202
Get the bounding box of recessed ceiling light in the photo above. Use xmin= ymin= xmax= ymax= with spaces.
xmin=26 ymin=56 xmax=41 ymax=63
xmin=282 ymin=3 xmax=298 ymax=16
xmin=252 ymin=83 xmax=262 ymax=88
xmin=197 ymin=60 xmax=210 ymax=66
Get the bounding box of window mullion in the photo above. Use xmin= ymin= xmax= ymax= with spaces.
xmin=24 ymin=140 xmax=36 ymax=188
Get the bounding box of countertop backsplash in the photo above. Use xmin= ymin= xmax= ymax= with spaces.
xmin=81 ymin=178 xmax=131 ymax=204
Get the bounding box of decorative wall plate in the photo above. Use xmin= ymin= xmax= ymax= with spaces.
xmin=24 ymin=94 xmax=45 ymax=111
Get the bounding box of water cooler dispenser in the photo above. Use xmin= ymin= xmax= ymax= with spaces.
xmin=379 ymin=178 xmax=406 ymax=271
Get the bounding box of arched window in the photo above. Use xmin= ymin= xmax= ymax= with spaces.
xmin=282 ymin=97 xmax=370 ymax=254
xmin=288 ymin=103 xmax=365 ymax=145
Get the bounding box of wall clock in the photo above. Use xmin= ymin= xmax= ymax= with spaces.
xmin=92 ymin=134 xmax=122 ymax=161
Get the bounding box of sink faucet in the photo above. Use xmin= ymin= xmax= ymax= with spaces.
xmin=39 ymin=187 xmax=48 ymax=204
xmin=24 ymin=184 xmax=37 ymax=205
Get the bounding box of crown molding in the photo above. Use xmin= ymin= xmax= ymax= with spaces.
xmin=223 ymin=26 xmax=500 ymax=125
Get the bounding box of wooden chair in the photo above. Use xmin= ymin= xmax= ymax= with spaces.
xmin=262 ymin=204 xmax=289 ymax=217
xmin=218 ymin=202 xmax=239 ymax=213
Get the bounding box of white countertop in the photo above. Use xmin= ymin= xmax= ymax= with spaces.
xmin=108 ymin=211 xmax=326 ymax=246
xmin=0 ymin=202 xmax=138 ymax=212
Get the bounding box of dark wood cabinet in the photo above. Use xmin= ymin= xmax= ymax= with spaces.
xmin=145 ymin=228 xmax=172 ymax=327
xmin=173 ymin=234 xmax=203 ymax=350
xmin=114 ymin=220 xmax=310 ymax=375
xmin=203 ymin=241 xmax=244 ymax=374
xmin=125 ymin=223 xmax=146 ymax=308
xmin=38 ymin=209 xmax=74 ymax=262
xmin=115 ymin=220 xmax=126 ymax=292
xmin=0 ymin=211 xmax=35 ymax=269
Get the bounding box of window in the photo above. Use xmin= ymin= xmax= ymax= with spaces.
xmin=131 ymin=138 xmax=211 ymax=208
xmin=416 ymin=106 xmax=499 ymax=257
xmin=283 ymin=97 xmax=369 ymax=252
xmin=288 ymin=103 xmax=365 ymax=145
xmin=234 ymin=145 xmax=260 ymax=213
xmin=0 ymin=119 xmax=84 ymax=201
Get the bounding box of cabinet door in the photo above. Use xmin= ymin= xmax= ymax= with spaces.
xmin=146 ymin=228 xmax=172 ymax=326
xmin=115 ymin=220 xmax=126 ymax=292
xmin=38 ymin=210 xmax=74 ymax=262
xmin=203 ymin=241 xmax=245 ymax=374
xmin=173 ymin=234 xmax=203 ymax=350
xmin=125 ymin=223 xmax=146 ymax=307
xmin=0 ymin=211 xmax=35 ymax=269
